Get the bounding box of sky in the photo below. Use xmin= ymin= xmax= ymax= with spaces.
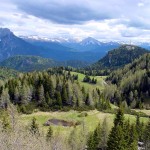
xmin=0 ymin=0 xmax=150 ymax=42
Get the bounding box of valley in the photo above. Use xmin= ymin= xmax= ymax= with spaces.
xmin=0 ymin=28 xmax=149 ymax=150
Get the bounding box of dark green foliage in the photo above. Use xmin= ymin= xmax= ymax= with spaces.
xmin=29 ymin=117 xmax=39 ymax=135
xmin=114 ymin=108 xmax=124 ymax=126
xmin=87 ymin=123 xmax=101 ymax=150
xmin=0 ymin=67 xmax=18 ymax=80
xmin=107 ymin=124 xmax=126 ymax=150
xmin=107 ymin=108 xmax=138 ymax=150
xmin=0 ymin=67 xmax=111 ymax=112
xmin=136 ymin=115 xmax=144 ymax=141
xmin=144 ymin=119 xmax=150 ymax=149
xmin=46 ymin=126 xmax=53 ymax=141
xmin=83 ymin=75 xmax=97 ymax=84
xmin=0 ymin=55 xmax=56 ymax=72
xmin=107 ymin=53 xmax=150 ymax=108
xmin=93 ymin=45 xmax=149 ymax=70
xmin=0 ymin=56 xmax=91 ymax=72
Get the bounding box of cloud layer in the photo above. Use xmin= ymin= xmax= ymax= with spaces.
xmin=0 ymin=0 xmax=150 ymax=42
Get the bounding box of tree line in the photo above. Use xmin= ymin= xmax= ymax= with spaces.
xmin=106 ymin=53 xmax=150 ymax=109
xmin=0 ymin=67 xmax=111 ymax=113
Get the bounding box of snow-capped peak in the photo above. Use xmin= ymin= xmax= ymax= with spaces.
xmin=20 ymin=35 xmax=79 ymax=43
xmin=80 ymin=37 xmax=102 ymax=46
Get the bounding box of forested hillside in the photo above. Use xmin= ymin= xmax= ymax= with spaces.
xmin=107 ymin=53 xmax=150 ymax=108
xmin=92 ymin=45 xmax=149 ymax=70
xmin=0 ymin=55 xmax=57 ymax=72
xmin=0 ymin=55 xmax=90 ymax=72
xmin=0 ymin=68 xmax=110 ymax=113
xmin=0 ymin=67 xmax=18 ymax=80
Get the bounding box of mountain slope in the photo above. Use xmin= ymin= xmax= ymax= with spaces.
xmin=0 ymin=28 xmax=43 ymax=61
xmin=0 ymin=55 xmax=90 ymax=72
xmin=92 ymin=45 xmax=150 ymax=69
xmin=62 ymin=37 xmax=120 ymax=52
xmin=0 ymin=28 xmax=109 ymax=62
xmin=0 ymin=55 xmax=57 ymax=72
xmin=0 ymin=67 xmax=18 ymax=80
xmin=107 ymin=53 xmax=150 ymax=108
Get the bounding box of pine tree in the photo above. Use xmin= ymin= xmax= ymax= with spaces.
xmin=87 ymin=132 xmax=95 ymax=150
xmin=87 ymin=122 xmax=101 ymax=150
xmin=144 ymin=119 xmax=150 ymax=150
xmin=45 ymin=92 xmax=52 ymax=106
xmin=46 ymin=126 xmax=53 ymax=141
xmin=114 ymin=108 xmax=124 ymax=126
xmin=14 ymin=87 xmax=19 ymax=104
xmin=29 ymin=117 xmax=39 ymax=135
xmin=107 ymin=124 xmax=126 ymax=150
xmin=0 ymin=88 xmax=10 ymax=108
xmin=68 ymin=128 xmax=78 ymax=150
xmin=38 ymin=85 xmax=46 ymax=107
xmin=100 ymin=118 xmax=109 ymax=150
xmin=62 ymin=85 xmax=68 ymax=105
xmin=136 ymin=114 xmax=143 ymax=141
xmin=93 ymin=122 xmax=101 ymax=148
xmin=20 ymin=85 xmax=28 ymax=105
xmin=107 ymin=108 xmax=126 ymax=150
xmin=55 ymin=91 xmax=62 ymax=107
xmin=128 ymin=124 xmax=138 ymax=150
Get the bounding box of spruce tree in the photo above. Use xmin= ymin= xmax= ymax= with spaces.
xmin=55 ymin=91 xmax=62 ymax=107
xmin=87 ymin=132 xmax=95 ymax=150
xmin=144 ymin=119 xmax=150 ymax=150
xmin=62 ymin=85 xmax=68 ymax=105
xmin=107 ymin=124 xmax=126 ymax=150
xmin=114 ymin=108 xmax=124 ymax=126
xmin=46 ymin=126 xmax=53 ymax=141
xmin=100 ymin=118 xmax=109 ymax=150
xmin=38 ymin=85 xmax=46 ymax=107
xmin=128 ymin=124 xmax=138 ymax=150
xmin=29 ymin=117 xmax=39 ymax=135
xmin=107 ymin=108 xmax=126 ymax=150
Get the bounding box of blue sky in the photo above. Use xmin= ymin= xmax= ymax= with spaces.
xmin=0 ymin=0 xmax=150 ymax=42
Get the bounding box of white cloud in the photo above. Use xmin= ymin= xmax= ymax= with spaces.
xmin=0 ymin=0 xmax=150 ymax=42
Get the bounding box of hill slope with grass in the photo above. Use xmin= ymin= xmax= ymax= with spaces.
xmin=70 ymin=71 xmax=107 ymax=90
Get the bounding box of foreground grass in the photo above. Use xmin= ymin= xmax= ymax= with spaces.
xmin=19 ymin=110 xmax=149 ymax=136
xmin=70 ymin=71 xmax=107 ymax=90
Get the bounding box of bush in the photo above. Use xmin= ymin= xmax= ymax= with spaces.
xmin=78 ymin=112 xmax=88 ymax=117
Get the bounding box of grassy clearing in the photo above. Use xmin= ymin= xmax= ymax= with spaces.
xmin=19 ymin=110 xmax=149 ymax=136
xmin=70 ymin=71 xmax=107 ymax=90
xmin=133 ymin=109 xmax=150 ymax=116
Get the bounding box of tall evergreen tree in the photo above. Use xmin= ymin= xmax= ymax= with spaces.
xmin=62 ymin=85 xmax=68 ymax=105
xmin=144 ymin=119 xmax=150 ymax=150
xmin=107 ymin=108 xmax=126 ymax=150
xmin=100 ymin=118 xmax=109 ymax=150
xmin=46 ymin=126 xmax=53 ymax=141
xmin=29 ymin=117 xmax=39 ymax=135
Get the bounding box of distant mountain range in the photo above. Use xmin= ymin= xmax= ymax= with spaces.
xmin=92 ymin=44 xmax=150 ymax=70
xmin=0 ymin=55 xmax=90 ymax=72
xmin=0 ymin=27 xmax=150 ymax=67
xmin=0 ymin=28 xmax=122 ymax=63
